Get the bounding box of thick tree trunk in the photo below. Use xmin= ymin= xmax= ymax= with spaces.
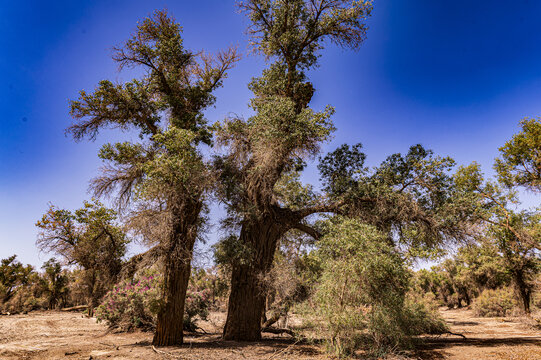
xmin=152 ymin=256 xmax=192 ymax=345
xmin=152 ymin=200 xmax=201 ymax=346
xmin=223 ymin=217 xmax=284 ymax=341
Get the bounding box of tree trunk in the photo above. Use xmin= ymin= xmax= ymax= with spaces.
xmin=223 ymin=217 xmax=284 ymax=341
xmin=513 ymin=270 xmax=531 ymax=314
xmin=152 ymin=256 xmax=192 ymax=345
xmin=152 ymin=200 xmax=201 ymax=346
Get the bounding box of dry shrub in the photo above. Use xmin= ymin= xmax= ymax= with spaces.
xmin=473 ymin=287 xmax=517 ymax=317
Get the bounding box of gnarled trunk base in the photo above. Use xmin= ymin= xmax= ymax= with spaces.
xmin=223 ymin=217 xmax=284 ymax=341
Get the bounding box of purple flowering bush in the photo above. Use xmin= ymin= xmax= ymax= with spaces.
xmin=96 ymin=270 xmax=161 ymax=331
xmin=96 ymin=269 xmax=212 ymax=332
xmin=184 ymin=287 xmax=211 ymax=331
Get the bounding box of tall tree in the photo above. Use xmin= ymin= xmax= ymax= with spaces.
xmin=216 ymin=0 xmax=477 ymax=340
xmin=36 ymin=200 xmax=127 ymax=314
xmin=214 ymin=0 xmax=373 ymax=340
xmin=66 ymin=11 xmax=238 ymax=345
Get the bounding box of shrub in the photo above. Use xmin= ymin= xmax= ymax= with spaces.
xmin=96 ymin=269 xmax=211 ymax=332
xmin=184 ymin=287 xmax=211 ymax=331
xmin=307 ymin=218 xmax=447 ymax=358
xmin=96 ymin=270 xmax=161 ymax=331
xmin=190 ymin=267 xmax=229 ymax=307
xmin=473 ymin=287 xmax=517 ymax=317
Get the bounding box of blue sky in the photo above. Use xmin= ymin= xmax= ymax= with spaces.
xmin=1 ymin=0 xmax=540 ymax=267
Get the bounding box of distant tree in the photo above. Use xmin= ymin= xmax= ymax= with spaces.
xmin=455 ymin=163 xmax=540 ymax=313
xmin=495 ymin=117 xmax=541 ymax=192
xmin=455 ymin=240 xmax=510 ymax=292
xmin=488 ymin=211 xmax=540 ymax=313
xmin=36 ymin=200 xmax=127 ymax=314
xmin=41 ymin=258 xmax=69 ymax=309
xmin=66 ymin=11 xmax=238 ymax=345
xmin=0 ymin=255 xmax=34 ymax=303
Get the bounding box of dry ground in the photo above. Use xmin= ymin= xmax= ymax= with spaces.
xmin=416 ymin=308 xmax=541 ymax=360
xmin=0 ymin=308 xmax=539 ymax=359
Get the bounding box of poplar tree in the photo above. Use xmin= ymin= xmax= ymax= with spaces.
xmin=67 ymin=11 xmax=238 ymax=345
xmin=214 ymin=0 xmax=373 ymax=340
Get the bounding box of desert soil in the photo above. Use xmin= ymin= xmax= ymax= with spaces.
xmin=0 ymin=308 xmax=539 ymax=359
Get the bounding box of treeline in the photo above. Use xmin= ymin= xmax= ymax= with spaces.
xmin=3 ymin=1 xmax=540 ymax=358
xmin=416 ymin=231 xmax=541 ymax=317
xmin=1 ymin=255 xmax=84 ymax=313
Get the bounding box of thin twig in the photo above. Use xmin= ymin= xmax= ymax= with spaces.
xmin=267 ymin=339 xmax=301 ymax=360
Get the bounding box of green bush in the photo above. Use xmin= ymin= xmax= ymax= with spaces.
xmin=473 ymin=288 xmax=517 ymax=317
xmin=307 ymin=218 xmax=447 ymax=358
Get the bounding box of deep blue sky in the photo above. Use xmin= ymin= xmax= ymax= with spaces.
xmin=1 ymin=0 xmax=540 ymax=267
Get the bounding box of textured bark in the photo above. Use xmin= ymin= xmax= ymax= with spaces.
xmin=152 ymin=200 xmax=201 ymax=346
xmin=152 ymin=258 xmax=191 ymax=345
xmin=223 ymin=216 xmax=285 ymax=341
xmin=513 ymin=270 xmax=532 ymax=314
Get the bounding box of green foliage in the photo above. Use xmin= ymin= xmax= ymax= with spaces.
xmin=495 ymin=117 xmax=541 ymax=192
xmin=0 ymin=255 xmax=34 ymax=302
xmin=0 ymin=255 xmax=46 ymax=313
xmin=307 ymin=218 xmax=446 ymax=358
xmin=41 ymin=258 xmax=69 ymax=309
xmin=36 ymin=200 xmax=128 ymax=311
xmin=213 ymin=234 xmax=255 ymax=267
xmin=320 ymin=143 xmax=475 ymax=255
xmin=415 ymin=239 xmax=513 ymax=310
xmin=190 ymin=267 xmax=230 ymax=306
xmin=318 ymin=143 xmax=366 ymax=196
xmin=473 ymin=288 xmax=518 ymax=317
xmin=454 ymin=158 xmax=541 ymax=313
xmin=240 ymin=0 xmax=372 ymax=69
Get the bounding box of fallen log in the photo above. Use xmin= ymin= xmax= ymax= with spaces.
xmin=61 ymin=305 xmax=88 ymax=312
xmin=261 ymin=327 xmax=295 ymax=337
xmin=445 ymin=331 xmax=467 ymax=339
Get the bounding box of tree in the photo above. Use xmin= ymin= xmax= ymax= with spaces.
xmin=214 ymin=0 xmax=372 ymax=340
xmin=36 ymin=200 xmax=127 ymax=314
xmin=41 ymin=258 xmax=69 ymax=309
xmin=0 ymin=255 xmax=34 ymax=303
xmin=495 ymin=117 xmax=541 ymax=192
xmin=216 ymin=0 xmax=479 ymax=340
xmin=454 ymin=163 xmax=540 ymax=313
xmin=488 ymin=211 xmax=540 ymax=313
xmin=66 ymin=11 xmax=238 ymax=345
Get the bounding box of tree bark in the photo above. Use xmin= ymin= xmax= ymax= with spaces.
xmin=152 ymin=255 xmax=192 ymax=345
xmin=223 ymin=216 xmax=285 ymax=341
xmin=513 ymin=270 xmax=531 ymax=314
xmin=152 ymin=200 xmax=201 ymax=346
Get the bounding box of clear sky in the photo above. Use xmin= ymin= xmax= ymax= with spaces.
xmin=1 ymin=0 xmax=540 ymax=267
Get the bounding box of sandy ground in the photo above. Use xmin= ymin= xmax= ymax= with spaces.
xmin=0 ymin=308 xmax=539 ymax=359
xmin=417 ymin=308 xmax=541 ymax=360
